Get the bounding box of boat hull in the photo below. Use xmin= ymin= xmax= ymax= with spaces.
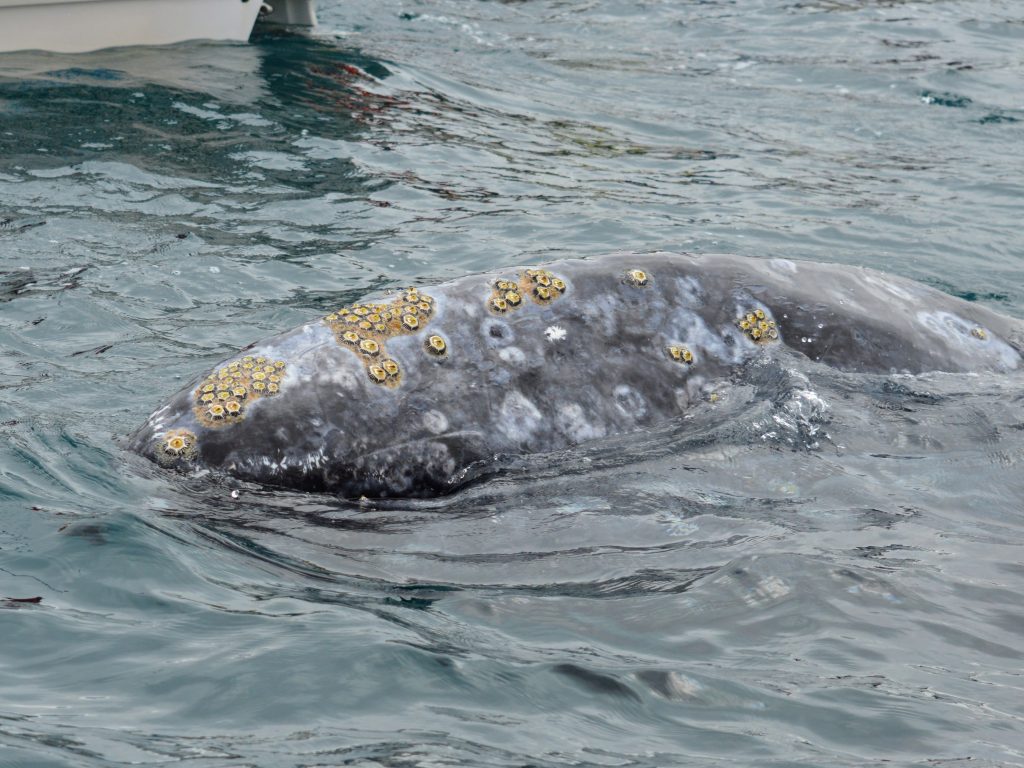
xmin=0 ymin=0 xmax=263 ymax=53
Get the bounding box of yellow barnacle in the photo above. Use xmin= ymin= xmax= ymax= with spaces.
xmin=242 ymin=362 xmax=254 ymax=370
xmin=162 ymin=429 xmax=195 ymax=457
xmin=206 ymin=403 xmax=226 ymax=421
xmin=261 ymin=365 xmax=274 ymax=375
xmin=201 ymin=383 xmax=216 ymax=393
xmin=200 ymin=392 xmax=216 ymax=404
xmin=768 ymin=320 xmax=776 ymax=329
xmin=751 ymin=327 xmax=763 ymax=340
xmin=426 ymin=335 xmax=447 ymax=355
xmin=165 ymin=435 xmax=187 ymax=454
xmin=241 ymin=356 xmax=254 ymax=363
xmin=491 ymin=297 xmax=508 ymax=313
xmin=754 ymin=309 xmax=766 ymax=320
xmin=358 ymin=320 xmax=372 ymax=331
xmin=266 ymin=383 xmax=279 ymax=395
xmin=342 ymin=331 xmax=360 ymax=345
xmin=344 ymin=314 xmax=359 ymax=324
xmin=325 ymin=313 xmax=338 ymax=323
xmin=534 ymin=286 xmax=552 ymax=301
xmin=367 ymin=313 xmax=381 ymax=323
xmin=667 ymin=345 xmax=694 ymax=364
xmin=495 ymin=279 xmax=510 ymax=291
xmin=739 ymin=319 xmax=751 ymax=330
xmin=535 ymin=273 xmax=551 ymax=288
xmin=505 ymin=290 xmax=522 ymax=306
xmin=758 ymin=320 xmax=769 ymax=331
xmin=252 ymin=371 xmax=266 ymax=382
xmin=402 ymin=314 xmax=420 ymax=331
xmin=418 ymin=301 xmax=432 ymax=312
xmin=232 ymin=386 xmax=247 ymax=399
xmin=746 ymin=313 xmax=756 ymax=324
xmin=525 ymin=269 xmax=539 ymax=278
xmin=626 ymin=269 xmax=648 ymax=286
xmin=252 ymin=381 xmax=267 ymax=394
xmin=552 ymin=278 xmax=566 ymax=293
xmin=971 ymin=327 xmax=987 ymax=340
xmin=274 ymin=360 xmax=285 ymax=369
xmin=382 ymin=359 xmax=400 ymax=377
xmin=268 ymin=374 xmax=280 ymax=384
xmin=225 ymin=400 xmax=242 ymax=416
xmin=368 ymin=365 xmax=387 ymax=384
xmin=404 ymin=291 xmax=419 ymax=303
xmin=359 ymin=339 xmax=380 ymax=356
xmin=217 ymin=369 xmax=230 ymax=379
xmin=217 ymin=390 xmax=231 ymax=401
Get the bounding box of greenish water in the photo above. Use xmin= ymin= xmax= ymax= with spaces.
xmin=2 ymin=1 xmax=1024 ymax=766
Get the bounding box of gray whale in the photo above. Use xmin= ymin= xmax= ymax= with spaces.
xmin=129 ymin=252 xmax=1024 ymax=497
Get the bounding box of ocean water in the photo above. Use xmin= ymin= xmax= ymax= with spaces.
xmin=2 ymin=1 xmax=1024 ymax=765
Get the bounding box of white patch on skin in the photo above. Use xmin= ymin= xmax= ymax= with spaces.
xmin=917 ymin=311 xmax=1019 ymax=370
xmin=671 ymin=310 xmax=738 ymax=363
xmin=862 ymin=272 xmax=916 ymax=302
xmin=917 ymin=310 xmax=973 ymax=340
xmin=555 ymin=402 xmax=606 ymax=443
xmin=672 ymin=276 xmax=704 ymax=308
xmin=545 ymin=325 xmax=567 ymax=342
xmin=496 ymin=391 xmax=543 ymax=443
xmin=147 ymin=404 xmax=171 ymax=430
xmin=674 ymin=377 xmax=709 ymax=411
xmin=613 ymin=385 xmax=647 ymax=419
xmin=299 ymin=448 xmax=327 ymax=473
xmin=770 ymin=258 xmax=797 ymax=274
xmin=422 ymin=410 xmax=449 ymax=435
xmin=498 ymin=346 xmax=526 ymax=366
xmin=315 ymin=367 xmax=360 ymax=391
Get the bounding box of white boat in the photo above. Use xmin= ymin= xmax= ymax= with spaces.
xmin=0 ymin=0 xmax=317 ymax=54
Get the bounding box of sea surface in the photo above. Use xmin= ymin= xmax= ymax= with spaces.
xmin=2 ymin=1 xmax=1023 ymax=766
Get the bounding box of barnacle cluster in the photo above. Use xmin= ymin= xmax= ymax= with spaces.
xmin=736 ymin=308 xmax=779 ymax=344
xmin=193 ymin=356 xmax=288 ymax=427
xmin=667 ymin=345 xmax=694 ymax=365
xmin=624 ymin=268 xmax=649 ymax=287
xmin=157 ymin=428 xmax=197 ymax=464
xmin=324 ymin=288 xmax=441 ymax=387
xmin=488 ymin=269 xmax=566 ymax=314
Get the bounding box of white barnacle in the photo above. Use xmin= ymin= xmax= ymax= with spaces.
xmin=544 ymin=325 xmax=567 ymax=343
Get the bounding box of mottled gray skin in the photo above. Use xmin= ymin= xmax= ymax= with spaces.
xmin=129 ymin=253 xmax=1024 ymax=497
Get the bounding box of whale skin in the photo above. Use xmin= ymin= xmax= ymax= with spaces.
xmin=129 ymin=252 xmax=1024 ymax=497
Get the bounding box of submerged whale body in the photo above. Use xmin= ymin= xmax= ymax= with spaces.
xmin=130 ymin=252 xmax=1024 ymax=497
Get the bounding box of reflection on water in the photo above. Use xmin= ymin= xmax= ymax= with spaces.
xmin=1 ymin=0 xmax=1024 ymax=765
